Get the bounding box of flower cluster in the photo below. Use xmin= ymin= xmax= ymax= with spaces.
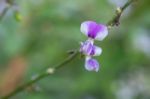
xmin=80 ymin=21 xmax=108 ymax=72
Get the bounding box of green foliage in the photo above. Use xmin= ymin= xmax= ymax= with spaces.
xmin=0 ymin=0 xmax=150 ymax=99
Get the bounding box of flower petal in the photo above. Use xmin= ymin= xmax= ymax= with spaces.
xmin=80 ymin=40 xmax=94 ymax=56
xmin=80 ymin=40 xmax=102 ymax=56
xmin=85 ymin=57 xmax=100 ymax=72
xmin=81 ymin=21 xmax=108 ymax=40
xmin=81 ymin=21 xmax=99 ymax=38
xmin=95 ymin=24 xmax=108 ymax=41
xmin=80 ymin=21 xmax=90 ymax=36
xmin=92 ymin=46 xmax=102 ymax=56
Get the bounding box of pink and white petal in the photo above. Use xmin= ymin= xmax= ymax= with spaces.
xmin=95 ymin=24 xmax=108 ymax=41
xmin=80 ymin=40 xmax=94 ymax=55
xmin=80 ymin=21 xmax=98 ymax=37
xmin=80 ymin=21 xmax=90 ymax=36
xmin=93 ymin=46 xmax=102 ymax=56
xmin=85 ymin=57 xmax=100 ymax=72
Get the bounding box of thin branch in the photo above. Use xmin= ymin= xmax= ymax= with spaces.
xmin=1 ymin=0 xmax=137 ymax=98
xmin=107 ymin=0 xmax=137 ymax=27
xmin=0 ymin=7 xmax=8 ymax=21
xmin=0 ymin=0 xmax=15 ymax=21
xmin=0 ymin=1 xmax=9 ymax=21
xmin=1 ymin=50 xmax=79 ymax=99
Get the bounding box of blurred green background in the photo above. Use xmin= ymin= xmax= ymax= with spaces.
xmin=0 ymin=0 xmax=150 ymax=99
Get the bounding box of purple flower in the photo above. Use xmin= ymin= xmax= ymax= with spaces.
xmin=80 ymin=40 xmax=102 ymax=56
xmin=80 ymin=20 xmax=107 ymax=72
xmin=80 ymin=21 xmax=108 ymax=41
xmin=85 ymin=57 xmax=100 ymax=72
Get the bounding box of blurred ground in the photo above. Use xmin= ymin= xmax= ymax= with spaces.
xmin=0 ymin=0 xmax=150 ymax=99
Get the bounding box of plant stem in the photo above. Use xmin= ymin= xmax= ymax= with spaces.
xmin=0 ymin=1 xmax=9 ymax=21
xmin=107 ymin=0 xmax=137 ymax=27
xmin=0 ymin=0 xmax=16 ymax=21
xmin=1 ymin=0 xmax=137 ymax=98
xmin=1 ymin=50 xmax=79 ymax=99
